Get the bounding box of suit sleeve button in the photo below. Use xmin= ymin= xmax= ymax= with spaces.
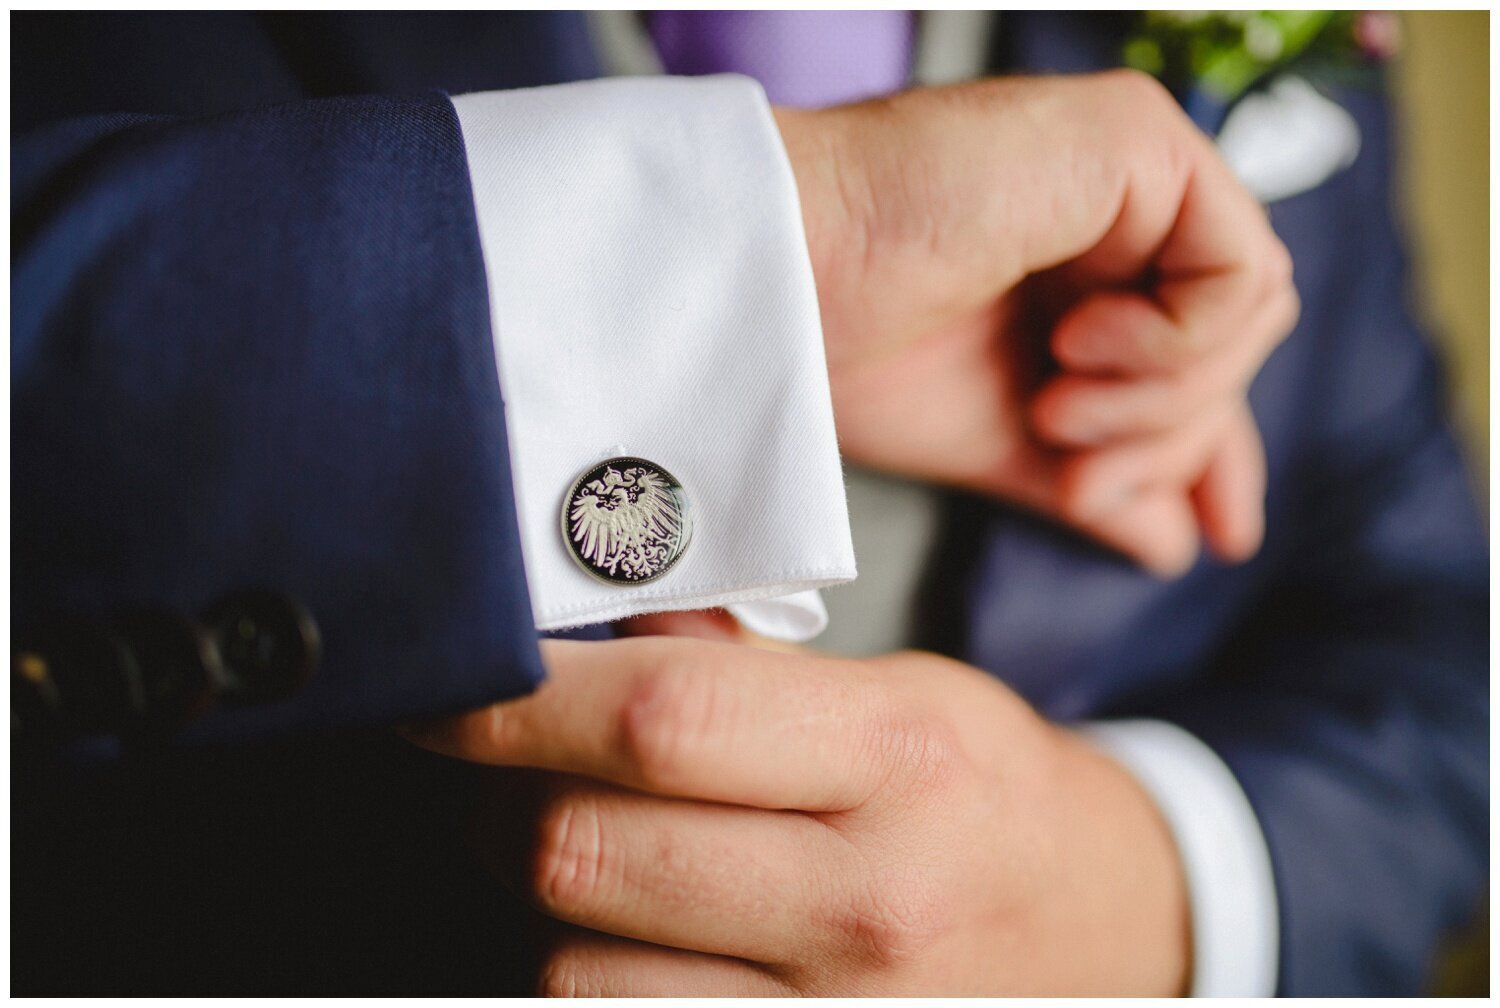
xmin=13 ymin=618 xmax=144 ymax=736
xmin=111 ymin=609 xmax=227 ymax=730
xmin=201 ymin=590 xmax=321 ymax=704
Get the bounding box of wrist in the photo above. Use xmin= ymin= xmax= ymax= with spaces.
xmin=1044 ymin=726 xmax=1192 ymax=995
xmin=771 ymin=104 xmax=867 ymax=372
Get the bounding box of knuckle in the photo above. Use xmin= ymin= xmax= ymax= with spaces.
xmin=451 ymin=705 xmax=507 ymax=759
xmin=1105 ymin=69 xmax=1187 ymax=145
xmin=1103 ymin=66 xmax=1173 ymax=107
xmin=1261 ymin=237 xmax=1296 ymax=293
xmin=617 ymin=657 xmax=714 ymax=792
xmin=1093 ymin=70 xmax=1197 ymax=189
xmin=1278 ymin=284 xmax=1303 ymax=334
xmin=1253 ymin=243 xmax=1300 ymax=351
xmin=835 ymin=872 xmax=953 ymax=970
xmin=532 ymin=791 xmax=608 ymax=914
xmin=864 ymin=698 xmax=964 ymax=797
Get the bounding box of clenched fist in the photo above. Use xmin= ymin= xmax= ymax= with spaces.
xmin=777 ymin=72 xmax=1298 ymax=575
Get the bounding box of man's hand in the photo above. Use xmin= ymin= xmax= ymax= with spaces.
xmin=775 ymin=72 xmax=1298 ymax=575
xmin=403 ymin=637 xmax=1191 ymax=995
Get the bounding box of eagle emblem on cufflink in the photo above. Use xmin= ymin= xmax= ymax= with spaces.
xmin=563 ymin=457 xmax=690 ymax=585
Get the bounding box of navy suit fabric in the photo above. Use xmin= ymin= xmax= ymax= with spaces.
xmin=11 ymin=12 xmax=1486 ymax=995
xmin=15 ymin=93 xmax=546 ymax=742
xmin=13 ymin=13 xmax=596 ymax=993
xmin=12 ymin=14 xmax=610 ymax=742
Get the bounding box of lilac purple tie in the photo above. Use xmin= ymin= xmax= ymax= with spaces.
xmin=646 ymin=10 xmax=914 ymax=109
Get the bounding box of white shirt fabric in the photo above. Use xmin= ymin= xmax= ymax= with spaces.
xmin=452 ymin=76 xmax=854 ymax=640
xmin=1218 ymin=74 xmax=1361 ymax=205
xmin=451 ymin=69 xmax=1278 ymax=995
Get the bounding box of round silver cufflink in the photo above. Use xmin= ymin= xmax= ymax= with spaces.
xmin=562 ymin=456 xmax=691 ymax=585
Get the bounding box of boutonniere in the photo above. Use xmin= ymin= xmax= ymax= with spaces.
xmin=1124 ymin=12 xmax=1395 ymax=203
xmin=1124 ymin=11 xmax=1399 ymax=104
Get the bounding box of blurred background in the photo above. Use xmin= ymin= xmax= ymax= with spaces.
xmin=1392 ymin=10 xmax=1488 ymax=489
xmin=1391 ymin=14 xmax=1489 ymax=992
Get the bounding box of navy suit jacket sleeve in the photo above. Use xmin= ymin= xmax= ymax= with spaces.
xmin=1124 ymin=86 xmax=1487 ymax=995
xmin=13 ymin=94 xmax=545 ymax=743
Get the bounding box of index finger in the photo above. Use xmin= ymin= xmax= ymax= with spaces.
xmin=401 ymin=637 xmax=892 ymax=812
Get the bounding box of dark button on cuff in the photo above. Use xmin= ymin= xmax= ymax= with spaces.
xmin=202 ymin=590 xmax=320 ymax=705
xmin=13 ymin=619 xmax=144 ymax=737
xmin=112 ymin=608 xmax=227 ymax=730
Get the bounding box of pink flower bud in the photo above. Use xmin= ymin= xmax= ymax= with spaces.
xmin=1354 ymin=11 xmax=1402 ymax=62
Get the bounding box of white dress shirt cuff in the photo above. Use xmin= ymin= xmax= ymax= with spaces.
xmin=452 ymin=76 xmax=855 ymax=639
xmin=1076 ymin=718 xmax=1280 ymax=997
